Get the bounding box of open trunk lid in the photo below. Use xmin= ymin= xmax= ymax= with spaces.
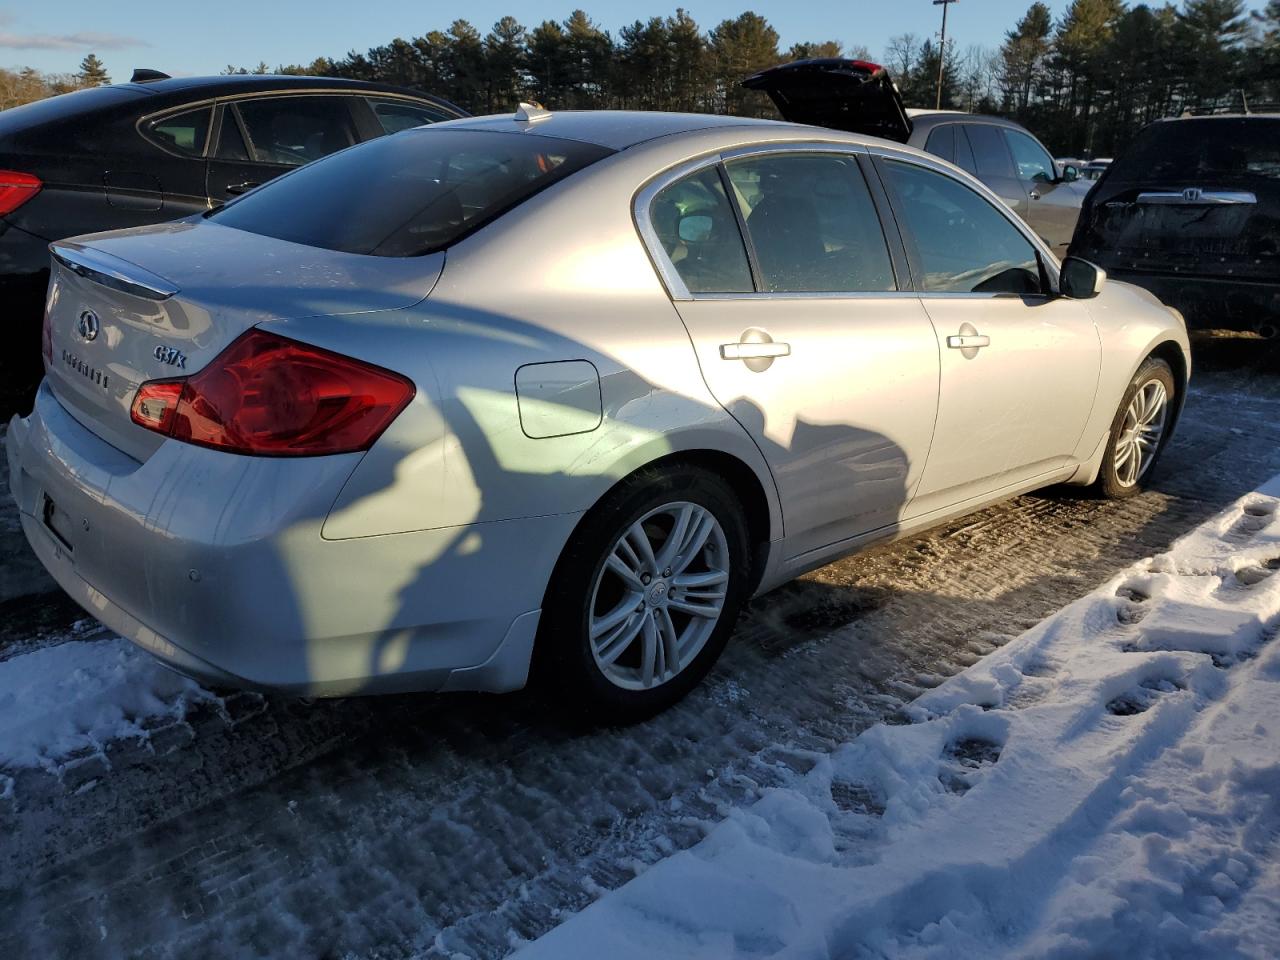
xmin=44 ymin=219 xmax=442 ymax=461
xmin=742 ymin=58 xmax=912 ymax=144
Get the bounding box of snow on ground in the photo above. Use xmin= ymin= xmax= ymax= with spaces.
xmin=0 ymin=626 xmax=212 ymax=779
xmin=516 ymin=477 xmax=1280 ymax=960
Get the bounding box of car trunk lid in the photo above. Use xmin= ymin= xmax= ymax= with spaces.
xmin=1075 ymin=117 xmax=1280 ymax=281
xmin=44 ymin=219 xmax=443 ymax=461
xmin=741 ymin=58 xmax=912 ymax=144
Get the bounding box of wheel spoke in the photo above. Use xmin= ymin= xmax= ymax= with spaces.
xmin=591 ymin=595 xmax=641 ymax=640
xmin=596 ymin=613 xmax=645 ymax=667
xmin=1114 ymin=441 xmax=1134 ymax=470
xmin=640 ymin=614 xmax=659 ymax=687
xmin=606 ymin=550 xmax=645 ymax=591
xmin=655 ymin=504 xmax=694 ymax=571
xmin=657 ymin=607 xmax=681 ymax=677
xmin=672 ymin=569 xmax=729 ymax=590
xmin=625 ymin=520 xmax=658 ymax=574
xmin=668 ymin=596 xmax=722 ymax=619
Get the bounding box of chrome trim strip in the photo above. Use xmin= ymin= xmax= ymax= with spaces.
xmin=1136 ymin=190 xmax=1257 ymax=205
xmin=50 ymin=243 xmax=179 ymax=301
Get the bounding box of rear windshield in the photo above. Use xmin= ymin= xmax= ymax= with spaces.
xmin=209 ymin=128 xmax=614 ymax=256
xmin=1107 ymin=118 xmax=1280 ymax=183
xmin=0 ymin=85 xmax=143 ymax=139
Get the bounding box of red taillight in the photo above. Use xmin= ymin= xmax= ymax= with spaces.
xmin=0 ymin=171 xmax=41 ymax=216
xmin=130 ymin=330 xmax=415 ymax=456
xmin=131 ymin=380 xmax=184 ymax=433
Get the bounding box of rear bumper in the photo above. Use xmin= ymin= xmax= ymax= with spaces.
xmin=7 ymin=383 xmax=576 ymax=696
xmin=1103 ymin=270 xmax=1280 ymax=332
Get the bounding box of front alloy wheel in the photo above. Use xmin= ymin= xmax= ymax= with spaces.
xmin=1113 ymin=379 xmax=1169 ymax=488
xmin=1098 ymin=357 xmax=1176 ymax=499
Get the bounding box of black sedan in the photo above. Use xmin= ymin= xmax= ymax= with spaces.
xmin=0 ymin=71 xmax=466 ymax=415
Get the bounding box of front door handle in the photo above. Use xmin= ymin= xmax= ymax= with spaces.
xmin=947 ymin=334 xmax=991 ymax=349
xmin=720 ymin=341 xmax=791 ymax=360
xmin=225 ymin=180 xmax=260 ymax=196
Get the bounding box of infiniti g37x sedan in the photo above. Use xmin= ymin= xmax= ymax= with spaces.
xmin=7 ymin=109 xmax=1190 ymax=721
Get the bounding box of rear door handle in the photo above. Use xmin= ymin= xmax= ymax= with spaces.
xmin=720 ymin=341 xmax=791 ymax=360
xmin=225 ymin=181 xmax=260 ymax=196
xmin=946 ymin=334 xmax=991 ymax=349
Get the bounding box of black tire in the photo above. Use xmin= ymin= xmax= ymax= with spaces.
xmin=1096 ymin=357 xmax=1177 ymax=499
xmin=535 ymin=464 xmax=751 ymax=725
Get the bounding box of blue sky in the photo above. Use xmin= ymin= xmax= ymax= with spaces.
xmin=0 ymin=1 xmax=1266 ymax=79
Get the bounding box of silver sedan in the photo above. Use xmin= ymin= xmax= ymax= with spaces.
xmin=7 ymin=108 xmax=1189 ymax=721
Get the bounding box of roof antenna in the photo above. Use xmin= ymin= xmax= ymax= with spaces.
xmin=131 ymin=68 xmax=171 ymax=83
xmin=514 ymin=102 xmax=552 ymax=123
xmin=1239 ymin=90 xmax=1251 ymax=115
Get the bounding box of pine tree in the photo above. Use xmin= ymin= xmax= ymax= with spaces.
xmin=77 ymin=53 xmax=110 ymax=87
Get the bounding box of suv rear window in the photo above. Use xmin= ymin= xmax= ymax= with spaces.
xmin=1108 ymin=118 xmax=1280 ymax=183
xmin=210 ymin=128 xmax=613 ymax=256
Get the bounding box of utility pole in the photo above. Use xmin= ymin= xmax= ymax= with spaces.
xmin=933 ymin=0 xmax=958 ymax=110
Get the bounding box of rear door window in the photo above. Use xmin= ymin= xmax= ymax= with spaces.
xmin=215 ymin=111 xmax=250 ymax=160
xmin=231 ymin=96 xmax=358 ymax=167
xmin=143 ymin=106 xmax=213 ymax=157
xmin=965 ymin=124 xmax=1015 ymax=179
xmin=650 ymin=167 xmax=754 ymax=294
xmin=724 ymin=153 xmax=895 ymax=293
xmin=211 ymin=128 xmax=613 ymax=256
xmin=924 ymin=126 xmax=956 ymax=165
xmin=369 ymin=99 xmax=453 ymax=134
xmin=882 ymin=159 xmax=1042 ymax=295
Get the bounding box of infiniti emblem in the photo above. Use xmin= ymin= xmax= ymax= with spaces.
xmin=77 ymin=309 xmax=100 ymax=342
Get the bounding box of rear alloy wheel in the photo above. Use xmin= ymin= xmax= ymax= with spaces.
xmin=538 ymin=466 xmax=749 ymax=723
xmin=1097 ymin=358 xmax=1176 ymax=498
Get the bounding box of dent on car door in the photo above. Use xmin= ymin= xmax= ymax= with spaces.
xmin=1002 ymin=127 xmax=1079 ymax=253
xmin=205 ymin=96 xmax=359 ymax=203
xmin=874 ymin=155 xmax=1100 ymax=515
xmin=643 ymin=151 xmax=940 ymax=559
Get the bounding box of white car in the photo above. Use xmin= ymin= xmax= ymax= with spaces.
xmin=8 ymin=108 xmax=1189 ymax=721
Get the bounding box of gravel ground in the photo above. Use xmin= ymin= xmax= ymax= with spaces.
xmin=0 ymin=333 xmax=1277 ymax=959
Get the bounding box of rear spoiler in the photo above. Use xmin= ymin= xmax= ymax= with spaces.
xmin=50 ymin=242 xmax=178 ymax=301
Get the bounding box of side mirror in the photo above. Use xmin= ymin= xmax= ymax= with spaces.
xmin=678 ymin=214 xmax=713 ymax=243
xmin=1061 ymin=164 xmax=1080 ymax=182
xmin=1060 ymin=257 xmax=1106 ymax=299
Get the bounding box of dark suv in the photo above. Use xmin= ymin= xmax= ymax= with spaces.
xmin=1070 ymin=115 xmax=1280 ymax=336
xmin=0 ymin=72 xmax=465 ymax=413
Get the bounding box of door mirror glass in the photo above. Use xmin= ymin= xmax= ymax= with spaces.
xmin=1061 ymin=164 xmax=1080 ymax=182
xmin=678 ymin=214 xmax=713 ymax=243
xmin=1059 ymin=257 xmax=1106 ymax=299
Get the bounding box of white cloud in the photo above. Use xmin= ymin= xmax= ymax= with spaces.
xmin=0 ymin=29 xmax=148 ymax=51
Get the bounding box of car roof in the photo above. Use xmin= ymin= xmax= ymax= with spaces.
xmin=436 ymin=110 xmax=797 ymax=151
xmin=1154 ymin=112 xmax=1280 ymax=122
xmin=116 ymin=73 xmax=440 ymax=100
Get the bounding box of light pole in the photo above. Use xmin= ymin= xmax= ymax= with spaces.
xmin=933 ymin=0 xmax=958 ymax=110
